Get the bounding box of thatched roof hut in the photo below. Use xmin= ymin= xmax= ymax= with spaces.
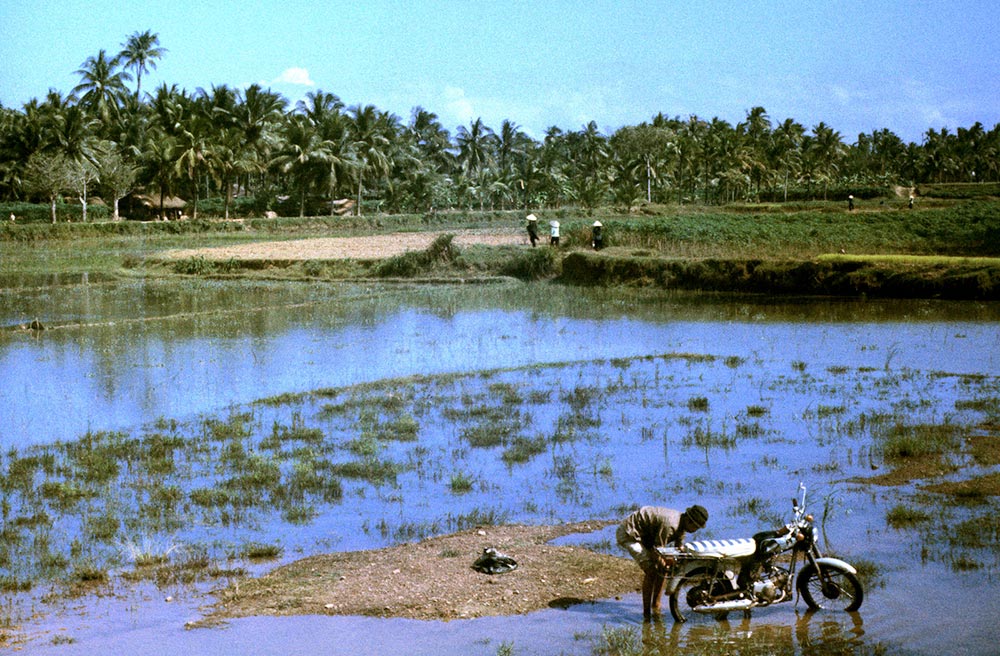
xmin=126 ymin=193 xmax=187 ymax=220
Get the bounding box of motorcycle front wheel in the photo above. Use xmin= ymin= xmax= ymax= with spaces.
xmin=668 ymin=572 xmax=733 ymax=623
xmin=796 ymin=564 xmax=863 ymax=612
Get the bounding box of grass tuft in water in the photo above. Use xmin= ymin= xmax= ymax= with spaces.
xmin=449 ymin=471 xmax=474 ymax=493
xmin=877 ymin=423 xmax=963 ymax=461
xmin=886 ymin=505 xmax=932 ymax=528
xmin=687 ymin=396 xmax=710 ymax=412
xmin=501 ymin=434 xmax=548 ymax=464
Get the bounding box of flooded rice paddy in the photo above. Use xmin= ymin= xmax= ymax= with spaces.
xmin=1 ymin=278 xmax=999 ymax=655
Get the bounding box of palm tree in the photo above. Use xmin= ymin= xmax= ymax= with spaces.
xmin=120 ymin=30 xmax=167 ymax=102
xmin=142 ymin=130 xmax=178 ymax=219
xmin=297 ymin=90 xmax=357 ymax=214
xmin=235 ymin=84 xmax=287 ymax=197
xmin=455 ymin=118 xmax=496 ymax=179
xmin=73 ymin=50 xmax=131 ymax=127
xmin=771 ymin=118 xmax=805 ymax=201
xmin=805 ymin=122 xmax=845 ymax=199
xmin=740 ymin=106 xmax=771 ymax=198
xmin=408 ymin=106 xmax=452 ymax=173
xmin=348 ymin=104 xmax=395 ymax=216
xmin=273 ymin=114 xmax=328 ymax=216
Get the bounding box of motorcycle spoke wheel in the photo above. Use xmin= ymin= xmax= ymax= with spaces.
xmin=798 ymin=567 xmax=863 ymax=612
xmin=669 ymin=574 xmax=725 ymax=623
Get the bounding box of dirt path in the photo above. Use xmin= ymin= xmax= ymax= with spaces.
xmin=201 ymin=521 xmax=637 ymax=624
xmin=164 ymin=230 xmax=525 ymax=261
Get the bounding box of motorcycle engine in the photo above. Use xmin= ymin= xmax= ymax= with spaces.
xmin=752 ymin=565 xmax=790 ymax=603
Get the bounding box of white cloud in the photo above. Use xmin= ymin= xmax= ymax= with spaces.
xmin=442 ymin=86 xmax=475 ymax=126
xmin=273 ymin=67 xmax=315 ymax=87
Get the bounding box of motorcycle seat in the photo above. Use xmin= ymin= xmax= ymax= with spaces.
xmin=683 ymin=538 xmax=758 ymax=559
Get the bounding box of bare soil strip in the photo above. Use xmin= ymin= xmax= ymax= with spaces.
xmin=201 ymin=521 xmax=636 ymax=623
xmin=163 ymin=231 xmax=524 ymax=261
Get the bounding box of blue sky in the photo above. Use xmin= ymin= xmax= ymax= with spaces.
xmin=2 ymin=0 xmax=998 ymax=143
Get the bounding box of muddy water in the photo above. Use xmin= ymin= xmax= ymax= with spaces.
xmin=3 ymin=279 xmax=1000 ymax=655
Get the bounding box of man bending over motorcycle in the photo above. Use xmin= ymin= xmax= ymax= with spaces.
xmin=616 ymin=505 xmax=709 ymax=618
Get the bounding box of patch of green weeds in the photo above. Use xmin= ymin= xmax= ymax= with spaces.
xmin=85 ymin=511 xmax=120 ymax=542
xmin=878 ymin=422 xmax=963 ymax=461
xmin=205 ymin=412 xmax=255 ymax=441
xmin=886 ymin=504 xmax=932 ymax=528
xmin=735 ymin=421 xmax=766 ymax=438
xmin=122 ymin=538 xmax=179 ymax=567
xmin=223 ymin=453 xmax=282 ymax=492
xmin=282 ymin=503 xmax=317 ymax=524
xmin=729 ymin=496 xmax=774 ymax=522
xmin=502 ymin=434 xmax=548 ymax=464
xmin=141 ymin=432 xmax=185 ymax=475
xmin=562 ymin=385 xmax=600 ymax=413
xmin=461 ymin=418 xmax=520 ymax=448
xmin=687 ymin=396 xmax=710 ymax=412
xmin=950 ymin=514 xmax=1000 ymax=550
xmin=951 ymin=555 xmax=982 ymax=571
xmin=850 ymin=557 xmax=885 ymax=590
xmin=38 ymin=481 xmax=95 ymax=509
xmin=70 ymin=560 xmax=109 ymax=583
xmin=449 ymin=471 xmax=474 ymax=493
xmin=239 ymin=542 xmax=283 ymax=560
xmin=817 ymin=404 xmax=848 ymax=418
xmin=330 ymin=458 xmax=400 ymax=485
xmin=489 ymin=382 xmax=523 ymax=406
xmin=955 ymin=395 xmax=1000 ymax=417
xmin=527 ymin=390 xmax=552 ymax=404
xmin=683 ymin=425 xmax=736 ymax=449
xmin=347 ymin=431 xmax=384 ymax=457
xmin=287 ymin=458 xmax=343 ymax=502
xmin=262 ymin=418 xmax=325 ymax=449
xmin=451 ymin=508 xmax=507 ymax=530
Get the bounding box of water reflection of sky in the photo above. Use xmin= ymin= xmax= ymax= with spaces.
xmin=2 ymin=299 xmax=999 ymax=448
xmin=5 ymin=283 xmax=1000 ymax=656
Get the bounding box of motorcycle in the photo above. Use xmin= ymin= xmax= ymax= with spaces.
xmin=657 ymin=483 xmax=864 ymax=622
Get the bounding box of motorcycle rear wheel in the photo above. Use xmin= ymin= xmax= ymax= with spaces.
xmin=796 ymin=565 xmax=863 ymax=612
xmin=668 ymin=572 xmax=733 ymax=623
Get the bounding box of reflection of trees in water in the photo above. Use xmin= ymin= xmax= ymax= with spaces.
xmin=626 ymin=610 xmax=884 ymax=656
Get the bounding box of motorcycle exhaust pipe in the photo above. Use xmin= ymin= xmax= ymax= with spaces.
xmin=693 ymin=598 xmax=754 ymax=614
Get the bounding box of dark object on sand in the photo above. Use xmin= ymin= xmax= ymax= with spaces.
xmin=472 ymin=547 xmax=518 ymax=575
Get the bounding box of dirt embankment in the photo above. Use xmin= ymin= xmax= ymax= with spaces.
xmin=200 ymin=521 xmax=636 ymax=624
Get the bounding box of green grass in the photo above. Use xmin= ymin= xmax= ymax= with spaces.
xmin=3 ymin=201 xmax=997 ymax=286
xmin=502 ymin=435 xmax=548 ymax=464
xmin=687 ymin=396 xmax=710 ymax=412
xmin=877 ymin=423 xmax=963 ymax=461
xmin=449 ymin=471 xmax=474 ymax=493
xmin=886 ymin=504 xmax=932 ymax=528
xmin=682 ymin=425 xmax=737 ymax=449
xmin=818 ymin=253 xmax=1000 ymax=266
xmin=239 ymin=542 xmax=283 ymax=560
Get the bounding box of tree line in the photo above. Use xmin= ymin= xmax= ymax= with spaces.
xmin=2 ymin=30 xmax=998 ymax=222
